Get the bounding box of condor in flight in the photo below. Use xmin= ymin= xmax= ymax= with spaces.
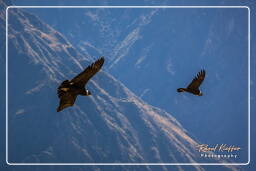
xmin=177 ymin=70 xmax=206 ymax=96
xmin=57 ymin=57 xmax=104 ymax=112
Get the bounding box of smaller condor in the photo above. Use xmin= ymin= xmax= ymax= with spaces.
xmin=177 ymin=70 xmax=206 ymax=96
xmin=57 ymin=57 xmax=104 ymax=112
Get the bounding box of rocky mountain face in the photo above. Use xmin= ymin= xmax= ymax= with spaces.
xmin=1 ymin=1 xmax=240 ymax=171
xmin=23 ymin=6 xmax=249 ymax=161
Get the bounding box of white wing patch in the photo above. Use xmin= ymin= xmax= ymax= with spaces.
xmin=61 ymin=88 xmax=69 ymax=92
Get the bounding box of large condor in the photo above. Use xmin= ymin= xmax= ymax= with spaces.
xmin=177 ymin=70 xmax=206 ymax=96
xmin=57 ymin=57 xmax=104 ymax=112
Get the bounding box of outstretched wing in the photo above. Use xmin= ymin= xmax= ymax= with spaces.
xmin=57 ymin=91 xmax=78 ymax=112
xmin=71 ymin=57 xmax=105 ymax=87
xmin=187 ymin=70 xmax=206 ymax=90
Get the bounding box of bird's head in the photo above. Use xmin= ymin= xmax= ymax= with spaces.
xmin=86 ymin=90 xmax=91 ymax=96
xmin=198 ymin=91 xmax=203 ymax=96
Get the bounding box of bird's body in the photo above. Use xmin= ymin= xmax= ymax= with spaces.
xmin=177 ymin=87 xmax=201 ymax=95
xmin=58 ymin=80 xmax=90 ymax=96
xmin=177 ymin=70 xmax=206 ymax=96
xmin=57 ymin=57 xmax=104 ymax=112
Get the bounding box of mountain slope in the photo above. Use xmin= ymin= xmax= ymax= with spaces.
xmin=23 ymin=7 xmax=249 ymax=162
xmin=7 ymin=7 xmax=200 ymax=164
xmin=2 ymin=3 xmax=239 ymax=171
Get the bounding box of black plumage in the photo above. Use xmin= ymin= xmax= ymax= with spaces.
xmin=57 ymin=57 xmax=104 ymax=112
xmin=177 ymin=70 xmax=206 ymax=96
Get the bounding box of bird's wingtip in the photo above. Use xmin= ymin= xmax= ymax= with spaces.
xmin=199 ymin=69 xmax=206 ymax=75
